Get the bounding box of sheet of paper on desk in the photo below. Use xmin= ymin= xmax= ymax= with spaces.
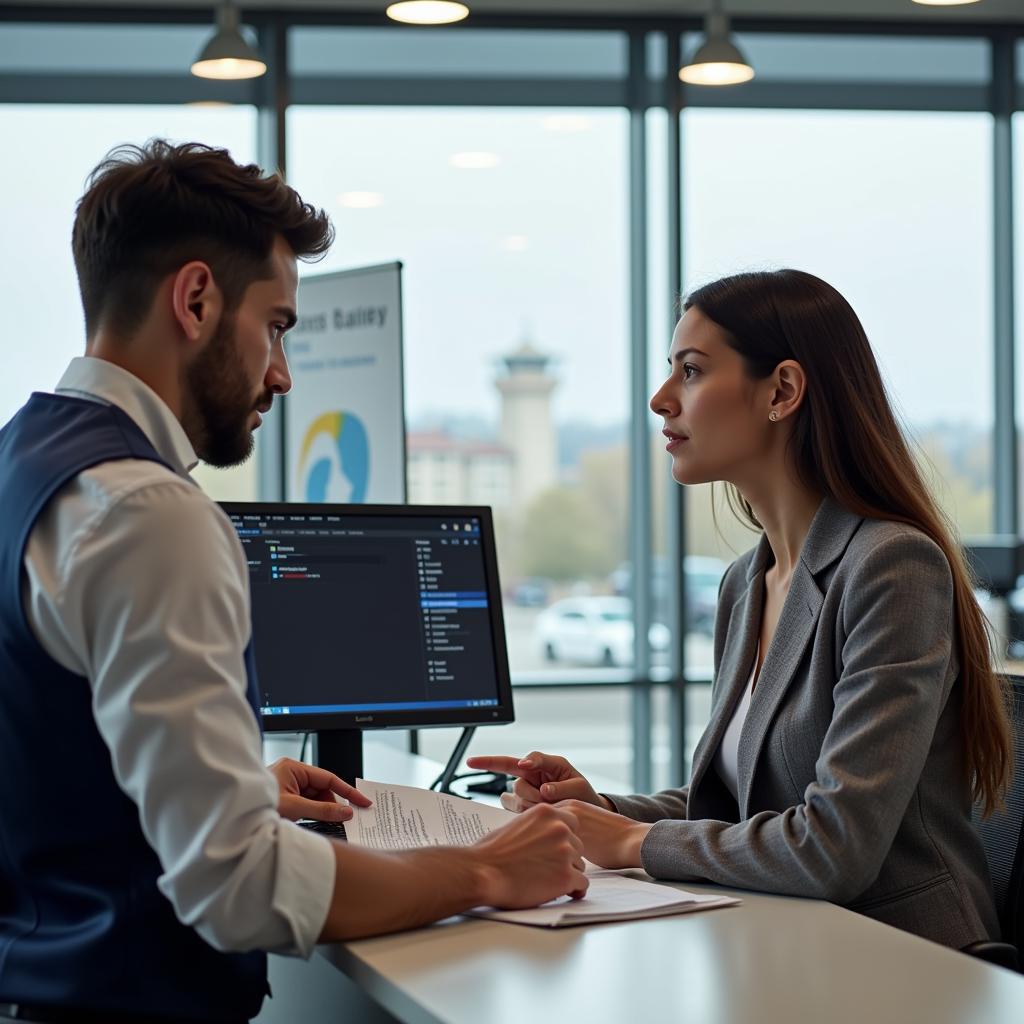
xmin=469 ymin=871 xmax=739 ymax=928
xmin=348 ymin=780 xmax=740 ymax=927
xmin=348 ymin=779 xmax=513 ymax=850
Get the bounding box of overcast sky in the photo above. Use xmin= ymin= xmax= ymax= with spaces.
xmin=3 ymin=104 xmax=1021 ymax=435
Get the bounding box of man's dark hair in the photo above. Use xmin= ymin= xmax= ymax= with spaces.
xmin=72 ymin=139 xmax=333 ymax=337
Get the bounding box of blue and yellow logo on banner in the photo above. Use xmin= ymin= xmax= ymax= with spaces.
xmin=296 ymin=411 xmax=370 ymax=503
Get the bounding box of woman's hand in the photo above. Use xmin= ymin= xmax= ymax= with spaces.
xmin=268 ymin=757 xmax=373 ymax=823
xmin=556 ymin=799 xmax=651 ymax=870
xmin=466 ymin=751 xmax=613 ymax=813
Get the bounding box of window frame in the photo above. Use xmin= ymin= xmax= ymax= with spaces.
xmin=2 ymin=5 xmax=1020 ymax=790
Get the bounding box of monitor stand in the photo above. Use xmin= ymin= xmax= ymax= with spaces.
xmin=313 ymin=729 xmax=364 ymax=786
xmin=430 ymin=726 xmax=476 ymax=796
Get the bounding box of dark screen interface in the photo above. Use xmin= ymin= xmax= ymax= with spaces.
xmin=227 ymin=510 xmax=501 ymax=717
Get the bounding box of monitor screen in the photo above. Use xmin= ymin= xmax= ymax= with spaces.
xmin=219 ymin=503 xmax=514 ymax=739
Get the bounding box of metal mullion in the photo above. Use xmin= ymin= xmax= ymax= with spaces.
xmin=993 ymin=37 xmax=1017 ymax=535
xmin=513 ymin=677 xmax=655 ymax=689
xmin=683 ymin=81 xmax=988 ymax=114
xmin=290 ymin=75 xmax=630 ymax=108
xmin=0 ymin=75 xmax=988 ymax=115
xmin=730 ymin=18 xmax=1013 ymax=40
xmin=628 ymin=28 xmax=653 ymax=795
xmin=0 ymin=73 xmax=257 ymax=105
xmin=0 ymin=8 xmax=1018 ymax=39
xmin=256 ymin=18 xmax=288 ymax=177
xmin=283 ymin=11 xmax=669 ymax=33
xmin=0 ymin=6 xmax=216 ymax=27
xmin=0 ymin=5 xmax=676 ymax=34
xmin=663 ymin=29 xmax=687 ymax=790
xmin=255 ymin=16 xmax=289 ymax=506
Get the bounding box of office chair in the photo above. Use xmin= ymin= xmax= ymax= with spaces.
xmin=963 ymin=674 xmax=1024 ymax=972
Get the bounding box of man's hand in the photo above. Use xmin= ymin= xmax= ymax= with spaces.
xmin=268 ymin=757 xmax=372 ymax=823
xmin=467 ymin=751 xmax=612 ymax=813
xmin=470 ymin=803 xmax=589 ymax=909
xmin=318 ymin=802 xmax=588 ymax=941
xmin=555 ymin=799 xmax=651 ymax=870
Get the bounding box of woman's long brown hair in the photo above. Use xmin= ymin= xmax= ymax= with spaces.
xmin=685 ymin=269 xmax=1011 ymax=815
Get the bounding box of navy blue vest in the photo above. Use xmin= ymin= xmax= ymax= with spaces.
xmin=0 ymin=393 xmax=267 ymax=1021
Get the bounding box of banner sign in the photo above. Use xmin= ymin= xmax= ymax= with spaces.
xmin=284 ymin=262 xmax=406 ymax=503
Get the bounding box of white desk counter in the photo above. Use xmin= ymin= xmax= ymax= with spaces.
xmin=263 ymin=741 xmax=1024 ymax=1024
xmin=323 ymin=880 xmax=1024 ymax=1024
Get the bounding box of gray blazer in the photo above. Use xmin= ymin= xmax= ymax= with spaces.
xmin=608 ymin=497 xmax=999 ymax=949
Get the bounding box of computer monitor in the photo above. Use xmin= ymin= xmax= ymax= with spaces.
xmin=219 ymin=502 xmax=514 ymax=783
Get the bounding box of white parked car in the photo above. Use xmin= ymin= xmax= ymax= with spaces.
xmin=535 ymin=596 xmax=670 ymax=667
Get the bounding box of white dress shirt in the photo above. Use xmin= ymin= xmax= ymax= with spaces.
xmin=712 ymin=643 xmax=758 ymax=802
xmin=21 ymin=356 xmax=335 ymax=957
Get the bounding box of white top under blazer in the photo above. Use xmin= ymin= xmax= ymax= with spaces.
xmin=713 ymin=643 xmax=759 ymax=800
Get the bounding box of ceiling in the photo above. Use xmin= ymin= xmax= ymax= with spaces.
xmin=2 ymin=1 xmax=1024 ymax=26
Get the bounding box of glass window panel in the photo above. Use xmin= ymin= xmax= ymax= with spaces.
xmin=417 ymin=686 xmax=634 ymax=791
xmin=0 ymin=23 xmax=224 ymax=75
xmin=651 ymin=683 xmax=710 ymax=792
xmin=681 ymin=32 xmax=989 ymax=86
xmin=645 ymin=106 xmax=681 ymax=679
xmin=680 ymin=108 xmax=993 ymax=693
xmin=1007 ymin=112 xmax=1024 ymax=672
xmin=1017 ymin=40 xmax=1024 ymax=107
xmin=290 ymin=28 xmax=627 ymax=80
xmin=646 ymin=110 xmax=739 ymax=688
xmin=2 ymin=104 xmax=258 ymax=500
xmin=646 ymin=31 xmax=667 ymax=83
xmin=288 ymin=106 xmax=629 ymax=677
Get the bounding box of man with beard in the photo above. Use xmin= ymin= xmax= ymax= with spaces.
xmin=0 ymin=141 xmax=587 ymax=1024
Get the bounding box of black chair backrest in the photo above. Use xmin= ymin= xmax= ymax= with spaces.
xmin=972 ymin=675 xmax=1024 ymax=949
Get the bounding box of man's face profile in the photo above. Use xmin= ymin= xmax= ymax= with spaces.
xmin=185 ymin=238 xmax=296 ymax=467
xmin=185 ymin=311 xmax=265 ymax=467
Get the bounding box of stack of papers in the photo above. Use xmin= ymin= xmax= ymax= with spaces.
xmin=346 ymin=779 xmax=739 ymax=928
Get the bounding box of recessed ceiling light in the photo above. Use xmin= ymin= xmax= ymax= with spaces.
xmin=449 ymin=151 xmax=500 ymax=169
xmin=542 ymin=115 xmax=592 ymax=134
xmin=502 ymin=236 xmax=529 ymax=252
xmin=338 ymin=192 xmax=385 ymax=209
xmin=386 ymin=2 xmax=470 ymax=25
xmin=911 ymin=1 xmax=982 ymax=6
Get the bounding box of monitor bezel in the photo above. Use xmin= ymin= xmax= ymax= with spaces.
xmin=219 ymin=501 xmax=515 ymax=734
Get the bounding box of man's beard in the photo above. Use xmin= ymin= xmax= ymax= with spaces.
xmin=184 ymin=313 xmax=271 ymax=468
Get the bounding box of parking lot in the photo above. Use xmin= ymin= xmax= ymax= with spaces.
xmin=502 ymin=604 xmax=715 ymax=674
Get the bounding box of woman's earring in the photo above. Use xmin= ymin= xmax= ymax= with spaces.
xmin=769 ymin=411 xmax=779 ymax=422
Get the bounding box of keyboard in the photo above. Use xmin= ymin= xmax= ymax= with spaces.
xmin=298 ymin=819 xmax=348 ymax=840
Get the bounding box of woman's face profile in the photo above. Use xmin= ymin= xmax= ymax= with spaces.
xmin=650 ymin=307 xmax=773 ymax=487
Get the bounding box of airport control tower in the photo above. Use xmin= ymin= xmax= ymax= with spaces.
xmin=495 ymin=339 xmax=558 ymax=509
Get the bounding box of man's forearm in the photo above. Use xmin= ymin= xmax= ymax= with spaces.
xmin=318 ymin=842 xmax=486 ymax=942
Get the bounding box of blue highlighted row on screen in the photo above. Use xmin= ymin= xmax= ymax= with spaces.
xmin=420 ymin=600 xmax=488 ymax=609
xmin=260 ymin=698 xmax=499 ymax=715
xmin=419 ymin=591 xmax=486 ymax=599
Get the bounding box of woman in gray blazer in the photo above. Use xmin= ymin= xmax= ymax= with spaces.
xmin=471 ymin=269 xmax=1012 ymax=950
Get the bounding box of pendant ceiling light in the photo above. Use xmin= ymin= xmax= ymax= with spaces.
xmin=679 ymin=2 xmax=754 ymax=87
xmin=386 ymin=2 xmax=470 ymax=24
xmin=191 ymin=2 xmax=266 ymax=81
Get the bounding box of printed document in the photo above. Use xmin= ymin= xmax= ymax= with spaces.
xmin=348 ymin=779 xmax=739 ymax=927
xmin=346 ymin=778 xmax=511 ymax=849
